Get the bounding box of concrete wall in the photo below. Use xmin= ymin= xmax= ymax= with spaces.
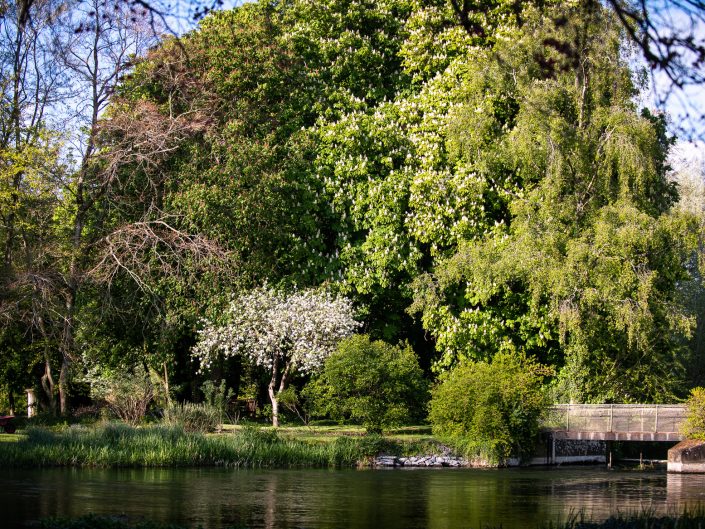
xmin=668 ymin=440 xmax=705 ymax=473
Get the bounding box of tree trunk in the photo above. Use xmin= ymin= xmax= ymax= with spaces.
xmin=41 ymin=356 xmax=55 ymax=413
xmin=58 ymin=356 xmax=70 ymax=416
xmin=268 ymin=358 xmax=294 ymax=428
xmin=38 ymin=315 xmax=55 ymax=413
xmin=268 ymin=356 xmax=280 ymax=427
xmin=59 ymin=275 xmax=78 ymax=416
xmin=163 ymin=362 xmax=171 ymax=405
xmin=8 ymin=388 xmax=15 ymax=416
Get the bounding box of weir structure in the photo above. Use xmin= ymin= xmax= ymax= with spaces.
xmin=540 ymin=404 xmax=704 ymax=472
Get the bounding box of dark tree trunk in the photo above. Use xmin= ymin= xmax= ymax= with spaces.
xmin=8 ymin=389 xmax=15 ymax=416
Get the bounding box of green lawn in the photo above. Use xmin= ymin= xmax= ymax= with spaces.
xmin=218 ymin=424 xmax=434 ymax=444
xmin=221 ymin=423 xmax=430 ymax=434
xmin=214 ymin=423 xmax=439 ymax=457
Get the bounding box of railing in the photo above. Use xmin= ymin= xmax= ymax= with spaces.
xmin=544 ymin=404 xmax=687 ymax=434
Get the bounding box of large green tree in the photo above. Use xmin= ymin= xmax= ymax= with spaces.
xmin=411 ymin=2 xmax=700 ymax=402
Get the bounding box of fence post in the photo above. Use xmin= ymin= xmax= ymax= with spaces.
xmin=609 ymin=404 xmax=613 ymax=432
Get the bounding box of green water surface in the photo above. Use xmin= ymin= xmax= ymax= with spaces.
xmin=2 ymin=466 xmax=705 ymax=529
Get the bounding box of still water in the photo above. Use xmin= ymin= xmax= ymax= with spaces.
xmin=2 ymin=466 xmax=705 ymax=529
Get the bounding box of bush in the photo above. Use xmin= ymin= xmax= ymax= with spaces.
xmin=201 ymin=380 xmax=235 ymax=424
xmin=277 ymin=386 xmax=310 ymax=425
xmin=304 ymin=334 xmax=428 ymax=434
xmin=163 ymin=402 xmax=220 ymax=433
xmin=428 ymin=352 xmax=550 ymax=464
xmin=89 ymin=368 xmax=155 ymax=426
xmin=681 ymin=387 xmax=705 ymax=440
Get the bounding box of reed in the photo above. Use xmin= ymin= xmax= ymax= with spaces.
xmin=542 ymin=509 xmax=705 ymax=529
xmin=0 ymin=423 xmax=384 ymax=468
xmin=38 ymin=510 xmax=705 ymax=529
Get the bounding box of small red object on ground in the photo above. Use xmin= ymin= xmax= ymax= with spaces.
xmin=0 ymin=415 xmax=16 ymax=434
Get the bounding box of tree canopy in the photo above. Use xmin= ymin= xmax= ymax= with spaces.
xmin=1 ymin=0 xmax=703 ymax=416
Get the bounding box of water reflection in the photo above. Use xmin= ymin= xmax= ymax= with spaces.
xmin=2 ymin=467 xmax=705 ymax=529
xmin=667 ymin=472 xmax=705 ymax=511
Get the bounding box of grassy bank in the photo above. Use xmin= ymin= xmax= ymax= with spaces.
xmin=38 ymin=511 xmax=705 ymax=529
xmin=0 ymin=423 xmax=404 ymax=468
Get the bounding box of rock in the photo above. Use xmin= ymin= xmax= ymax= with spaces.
xmin=375 ymin=456 xmax=398 ymax=467
xmin=373 ymin=452 xmax=469 ymax=468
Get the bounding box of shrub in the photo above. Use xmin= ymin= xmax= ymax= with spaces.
xmin=89 ymin=368 xmax=155 ymax=426
xmin=304 ymin=334 xmax=428 ymax=434
xmin=681 ymin=387 xmax=705 ymax=440
xmin=201 ymin=380 xmax=235 ymax=424
xmin=277 ymin=386 xmax=310 ymax=425
xmin=163 ymin=402 xmax=220 ymax=433
xmin=428 ymin=352 xmax=550 ymax=464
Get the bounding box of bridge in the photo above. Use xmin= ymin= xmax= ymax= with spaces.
xmin=536 ymin=404 xmax=704 ymax=472
xmin=544 ymin=404 xmax=687 ymax=442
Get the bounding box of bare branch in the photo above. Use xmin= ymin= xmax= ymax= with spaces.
xmin=88 ymin=216 xmax=229 ymax=292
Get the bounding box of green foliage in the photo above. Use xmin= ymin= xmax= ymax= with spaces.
xmin=163 ymin=402 xmax=221 ymax=433
xmin=428 ymin=352 xmax=550 ymax=463
xmin=410 ymin=3 xmax=700 ymax=403
xmin=88 ymin=368 xmax=155 ymax=426
xmin=285 ymin=0 xmax=413 ymax=117
xmin=304 ymin=335 xmax=428 ymax=433
xmin=4 ymin=0 xmax=703 ymax=422
xmin=276 ymin=386 xmax=310 ymax=424
xmin=681 ymin=387 xmax=705 ymax=440
xmin=201 ymin=380 xmax=235 ymax=423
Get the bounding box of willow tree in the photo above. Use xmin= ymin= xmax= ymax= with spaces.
xmin=411 ymin=2 xmax=700 ymax=402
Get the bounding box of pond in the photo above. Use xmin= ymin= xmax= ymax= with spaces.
xmin=2 ymin=466 xmax=705 ymax=529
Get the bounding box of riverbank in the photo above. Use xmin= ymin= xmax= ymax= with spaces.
xmin=0 ymin=422 xmax=672 ymax=470
xmin=0 ymin=423 xmax=445 ymax=468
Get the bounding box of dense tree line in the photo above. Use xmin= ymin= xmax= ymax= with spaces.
xmin=1 ymin=0 xmax=704 ymax=417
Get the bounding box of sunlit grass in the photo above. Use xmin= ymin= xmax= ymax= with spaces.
xmin=220 ymin=423 xmax=433 ymax=441
xmin=217 ymin=423 xmax=437 ymax=454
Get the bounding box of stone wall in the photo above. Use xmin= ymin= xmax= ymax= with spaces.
xmin=528 ymin=436 xmax=606 ymax=466
xmin=373 ymin=438 xmax=608 ymax=468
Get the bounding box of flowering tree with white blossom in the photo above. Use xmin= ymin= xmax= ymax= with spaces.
xmin=192 ymin=286 xmax=359 ymax=426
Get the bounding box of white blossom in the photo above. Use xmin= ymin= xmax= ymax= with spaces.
xmin=192 ymin=286 xmax=359 ymax=376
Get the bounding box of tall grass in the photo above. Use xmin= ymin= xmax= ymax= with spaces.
xmin=544 ymin=509 xmax=705 ymax=529
xmin=0 ymin=423 xmax=387 ymax=468
xmin=439 ymin=436 xmax=507 ymax=466
xmin=162 ymin=402 xmax=220 ymax=433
